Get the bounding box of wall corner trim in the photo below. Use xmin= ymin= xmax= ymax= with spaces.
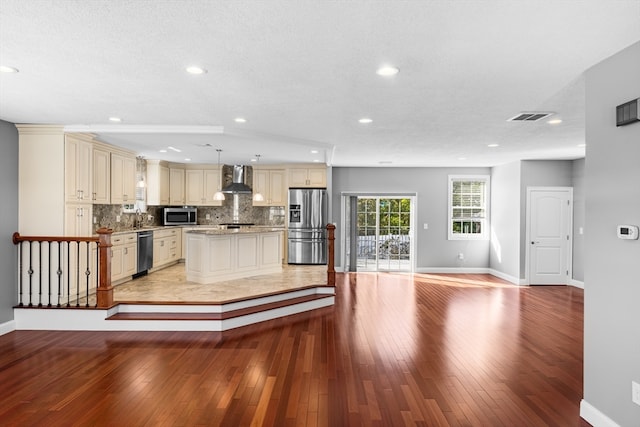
xmin=0 ymin=320 xmax=16 ymax=336
xmin=580 ymin=399 xmax=621 ymax=427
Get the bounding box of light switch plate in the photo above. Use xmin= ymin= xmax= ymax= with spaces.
xmin=632 ymin=381 xmax=640 ymax=406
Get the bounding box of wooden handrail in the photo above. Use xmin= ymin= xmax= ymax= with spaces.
xmin=326 ymin=223 xmax=335 ymax=287
xmin=13 ymin=232 xmax=99 ymax=244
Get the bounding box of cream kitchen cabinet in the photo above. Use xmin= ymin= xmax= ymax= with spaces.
xmin=169 ymin=167 xmax=185 ymax=206
xmin=64 ymin=203 xmax=93 ymax=237
xmin=111 ymin=153 xmax=136 ymax=204
xmin=153 ymin=228 xmax=181 ymax=268
xmin=146 ymin=160 xmax=170 ymax=206
xmin=65 ymin=135 xmax=93 ymax=203
xmin=185 ymin=168 xmax=223 ymax=206
xmin=253 ymin=169 xmax=286 ymax=206
xmin=110 ymin=232 xmax=137 ymax=282
xmin=92 ymin=147 xmax=110 ymax=204
xmin=288 ymin=167 xmax=326 ymax=188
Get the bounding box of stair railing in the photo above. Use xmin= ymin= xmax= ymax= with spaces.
xmin=12 ymin=228 xmax=113 ymax=309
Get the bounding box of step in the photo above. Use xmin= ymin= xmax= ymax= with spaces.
xmin=106 ymin=294 xmax=334 ymax=321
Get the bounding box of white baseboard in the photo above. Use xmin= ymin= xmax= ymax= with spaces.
xmin=416 ymin=267 xmax=491 ymax=274
xmin=569 ymin=279 xmax=584 ymax=289
xmin=0 ymin=319 xmax=16 ymax=336
xmin=580 ymin=399 xmax=620 ymax=427
xmin=487 ymin=269 xmax=526 ymax=285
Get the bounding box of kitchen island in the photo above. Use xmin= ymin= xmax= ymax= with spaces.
xmin=185 ymin=228 xmax=283 ymax=284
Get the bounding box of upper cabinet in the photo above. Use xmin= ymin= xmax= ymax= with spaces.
xmin=288 ymin=167 xmax=327 ymax=188
xmin=146 ymin=160 xmax=170 ymax=206
xmin=110 ymin=152 xmax=136 ymax=204
xmin=92 ymin=147 xmax=110 ymax=204
xmin=169 ymin=167 xmax=185 ymax=206
xmin=65 ymin=134 xmax=93 ymax=203
xmin=185 ymin=168 xmax=223 ymax=206
xmin=253 ymin=169 xmax=286 ymax=206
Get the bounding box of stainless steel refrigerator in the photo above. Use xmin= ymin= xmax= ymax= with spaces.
xmin=288 ymin=188 xmax=328 ymax=264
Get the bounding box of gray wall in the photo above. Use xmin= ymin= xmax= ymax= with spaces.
xmin=489 ymin=161 xmax=521 ymax=280
xmin=584 ymin=41 xmax=640 ymax=426
xmin=519 ymin=160 xmax=574 ymax=278
xmin=331 ymin=167 xmax=491 ymax=270
xmin=0 ymin=120 xmax=19 ymax=325
xmin=572 ymin=158 xmax=585 ymax=282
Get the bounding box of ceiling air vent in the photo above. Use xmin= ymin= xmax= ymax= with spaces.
xmin=508 ymin=112 xmax=554 ymax=122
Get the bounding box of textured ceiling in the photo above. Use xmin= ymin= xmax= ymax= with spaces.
xmin=1 ymin=0 xmax=639 ymax=166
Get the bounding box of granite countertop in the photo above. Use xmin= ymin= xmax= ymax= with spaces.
xmin=108 ymin=225 xmax=286 ymax=236
xmin=187 ymin=228 xmax=284 ymax=235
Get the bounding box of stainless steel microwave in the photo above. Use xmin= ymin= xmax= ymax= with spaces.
xmin=163 ymin=207 xmax=197 ymax=225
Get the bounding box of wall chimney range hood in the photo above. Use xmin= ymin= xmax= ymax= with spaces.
xmin=221 ymin=164 xmax=253 ymax=194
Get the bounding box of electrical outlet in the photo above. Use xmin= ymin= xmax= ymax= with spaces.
xmin=116 ymin=215 xmax=121 ymax=222
xmin=93 ymin=216 xmax=97 ymax=224
xmin=206 ymin=214 xmax=211 ymax=220
xmin=633 ymin=381 xmax=640 ymax=406
xmin=423 ymin=223 xmax=428 ymax=230
xmin=458 ymin=253 xmax=464 ymax=260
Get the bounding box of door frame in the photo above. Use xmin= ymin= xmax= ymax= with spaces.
xmin=340 ymin=192 xmax=417 ymax=273
xmin=525 ymin=186 xmax=573 ymax=285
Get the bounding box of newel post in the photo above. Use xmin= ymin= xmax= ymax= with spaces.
xmin=326 ymin=223 xmax=336 ymax=287
xmin=96 ymin=228 xmax=114 ymax=308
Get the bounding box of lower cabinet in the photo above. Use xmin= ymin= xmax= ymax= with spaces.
xmin=153 ymin=228 xmax=181 ymax=269
xmin=111 ymin=233 xmax=137 ymax=283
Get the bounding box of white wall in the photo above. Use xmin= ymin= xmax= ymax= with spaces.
xmin=583 ymin=41 xmax=640 ymax=426
xmin=489 ymin=161 xmax=521 ymax=280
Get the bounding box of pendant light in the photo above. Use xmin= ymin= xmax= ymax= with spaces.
xmin=253 ymin=154 xmax=264 ymax=202
xmin=213 ymin=149 xmax=225 ymax=201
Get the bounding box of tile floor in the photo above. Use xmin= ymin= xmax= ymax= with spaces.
xmin=111 ymin=263 xmax=329 ymax=304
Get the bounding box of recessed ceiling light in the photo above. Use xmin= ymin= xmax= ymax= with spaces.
xmin=359 ymin=118 xmax=373 ymax=124
xmin=488 ymin=144 xmax=499 ymax=148
xmin=234 ymin=117 xmax=247 ymax=123
xmin=250 ymin=158 xmax=257 ymax=162
xmin=186 ymin=66 xmax=207 ymax=74
xmin=458 ymin=157 xmax=467 ymax=161
xmin=376 ymin=65 xmax=399 ymax=76
xmin=547 ymin=119 xmax=563 ymax=124
xmin=310 ymin=150 xmax=319 ymax=154
xmin=184 ymin=158 xmax=191 ymax=161
xmin=159 ymin=149 xmax=167 ymax=153
xmin=313 ymin=159 xmax=321 ymax=163
xmin=578 ymin=143 xmax=586 ymax=147
xmin=0 ymin=65 xmax=19 ymax=73
xmin=168 ymin=146 xmax=182 ymax=152
xmin=108 ymin=117 xmax=122 ymax=122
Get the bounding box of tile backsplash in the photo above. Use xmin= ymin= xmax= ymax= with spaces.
xmin=93 ymin=194 xmax=285 ymax=232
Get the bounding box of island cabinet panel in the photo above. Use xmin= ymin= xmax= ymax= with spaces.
xmin=208 ymin=237 xmax=233 ymax=273
xmin=236 ymin=235 xmax=259 ymax=270
xmin=261 ymin=233 xmax=282 ymax=267
xmin=185 ymin=229 xmax=282 ymax=284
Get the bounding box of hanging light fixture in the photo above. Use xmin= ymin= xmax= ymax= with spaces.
xmin=213 ymin=149 xmax=225 ymax=201
xmin=253 ymin=154 xmax=264 ymax=202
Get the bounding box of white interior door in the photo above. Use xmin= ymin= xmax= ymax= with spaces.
xmin=527 ymin=188 xmax=572 ymax=285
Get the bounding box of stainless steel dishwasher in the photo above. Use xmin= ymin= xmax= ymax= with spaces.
xmin=136 ymin=230 xmax=153 ymax=276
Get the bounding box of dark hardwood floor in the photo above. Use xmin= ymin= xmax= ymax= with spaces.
xmin=0 ymin=272 xmax=590 ymax=426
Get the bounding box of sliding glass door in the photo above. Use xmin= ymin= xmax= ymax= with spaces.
xmin=356 ymin=197 xmax=413 ymax=271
